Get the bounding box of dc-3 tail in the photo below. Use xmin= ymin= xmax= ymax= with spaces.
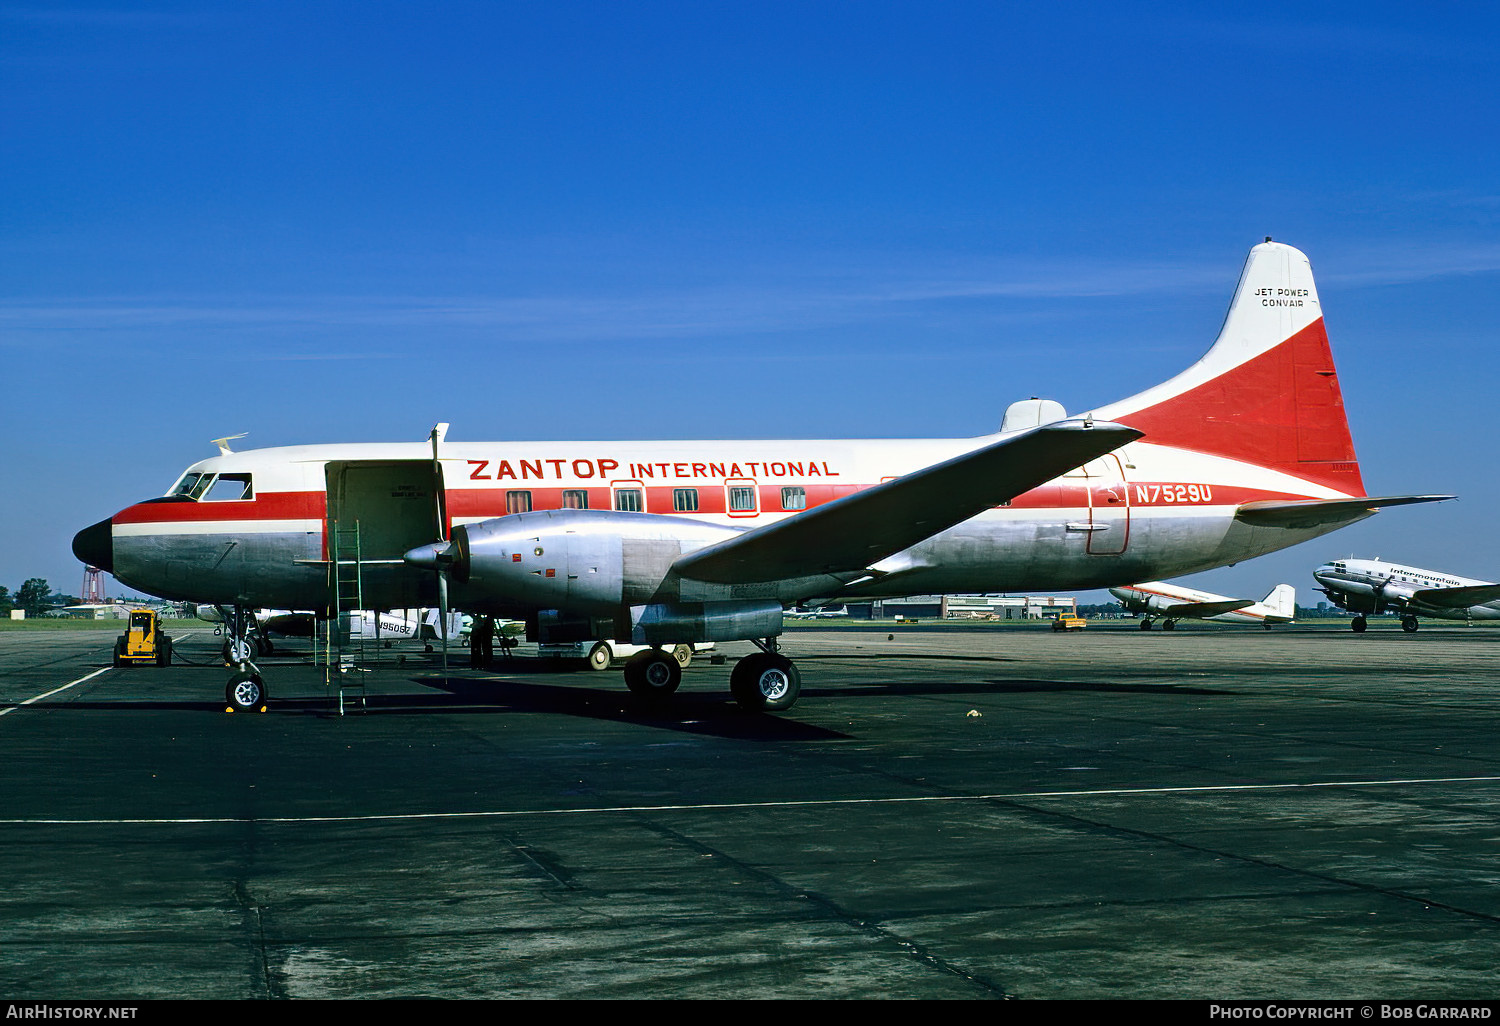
xmin=1263 ymin=584 xmax=1296 ymax=619
xmin=1095 ymin=240 xmax=1361 ymax=495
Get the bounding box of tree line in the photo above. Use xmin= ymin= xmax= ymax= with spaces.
xmin=0 ymin=580 xmax=76 ymax=617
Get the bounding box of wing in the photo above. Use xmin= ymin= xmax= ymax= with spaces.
xmin=1411 ymin=583 xmax=1500 ymax=609
xmin=672 ymin=419 xmax=1142 ymax=585
xmin=1162 ymin=599 xmax=1255 ymax=618
xmin=1234 ymin=494 xmax=1454 ymax=529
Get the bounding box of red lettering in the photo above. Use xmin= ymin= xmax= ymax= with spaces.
xmin=467 ymin=460 xmax=491 ymax=480
xmin=520 ymin=459 xmax=543 ymax=479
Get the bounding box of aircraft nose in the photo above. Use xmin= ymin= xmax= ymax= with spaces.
xmin=72 ymin=517 xmax=114 ymax=573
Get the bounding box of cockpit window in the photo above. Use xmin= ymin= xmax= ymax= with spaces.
xmin=203 ymin=473 xmax=254 ymax=501
xmin=170 ymin=473 xmax=214 ymax=499
xmin=169 ymin=472 xmax=253 ymax=501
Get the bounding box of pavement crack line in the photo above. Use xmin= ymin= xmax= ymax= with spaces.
xmin=231 ymin=879 xmax=281 ymax=999
xmin=630 ymin=815 xmax=1014 ymax=999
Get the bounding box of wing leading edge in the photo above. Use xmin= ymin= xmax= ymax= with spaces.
xmin=672 ymin=419 xmax=1143 ymax=585
xmin=1158 ymin=599 xmax=1256 ymax=618
xmin=1410 ymin=583 xmax=1500 ymax=610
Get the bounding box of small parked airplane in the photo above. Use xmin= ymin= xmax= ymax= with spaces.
xmin=195 ymin=604 xmax=465 ymax=659
xmin=74 ymin=241 xmax=1450 ymax=712
xmin=787 ymin=605 xmax=850 ymax=619
xmin=1312 ymin=558 xmax=1500 ymax=632
xmin=1109 ymin=581 xmax=1296 ymax=629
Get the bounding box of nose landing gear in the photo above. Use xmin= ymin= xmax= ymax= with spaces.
xmin=219 ymin=604 xmax=269 ymax=712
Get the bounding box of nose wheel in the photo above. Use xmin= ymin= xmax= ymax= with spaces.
xmin=219 ymin=604 xmax=271 ymax=712
xmin=226 ymin=670 xmax=268 ymax=713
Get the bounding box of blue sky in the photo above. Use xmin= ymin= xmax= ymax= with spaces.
xmin=4 ymin=1 xmax=1498 ymax=605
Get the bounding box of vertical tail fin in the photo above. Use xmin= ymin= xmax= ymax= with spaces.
xmin=1263 ymin=584 xmax=1296 ymax=618
xmin=1094 ymin=242 xmax=1365 ymax=496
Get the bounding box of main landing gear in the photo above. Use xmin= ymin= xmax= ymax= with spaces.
xmin=730 ymin=639 xmax=801 ymax=712
xmin=218 ymin=604 xmax=268 ymax=713
xmin=1401 ymin=615 xmax=1419 ymax=633
xmin=1138 ymin=618 xmax=1177 ymax=630
xmin=618 ymin=638 xmax=802 ymax=712
xmin=1351 ymin=616 xmax=1367 ymax=633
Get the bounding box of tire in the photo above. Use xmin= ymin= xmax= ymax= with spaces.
xmin=671 ymin=644 xmax=693 ymax=668
xmin=223 ymin=637 xmax=255 ymax=664
xmin=1163 ymin=620 xmax=1176 ymax=631
xmin=156 ymin=637 xmax=172 ymax=667
xmin=1352 ymin=617 xmax=1367 ymax=633
xmin=1402 ymin=617 xmax=1419 ymax=633
xmin=1139 ymin=620 xmax=1152 ymax=630
xmin=587 ymin=642 xmax=614 ymax=671
xmin=731 ymin=653 xmax=800 ymax=712
xmin=112 ymin=638 xmax=126 ymax=668
xmin=624 ymin=651 xmax=681 ymax=697
xmin=225 ymin=672 xmax=268 ymax=712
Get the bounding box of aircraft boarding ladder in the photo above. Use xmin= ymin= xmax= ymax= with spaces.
xmin=325 ymin=520 xmax=368 ymax=713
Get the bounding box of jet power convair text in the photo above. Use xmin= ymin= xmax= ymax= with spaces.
xmin=73 ymin=241 xmax=1450 ymax=712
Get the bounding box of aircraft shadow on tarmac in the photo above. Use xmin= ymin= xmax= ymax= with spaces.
xmin=802 ymin=678 xmax=1236 ymax=699
xmin=410 ymin=676 xmax=850 ymax=740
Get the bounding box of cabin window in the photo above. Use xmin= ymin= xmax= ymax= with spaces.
xmin=781 ymin=486 xmax=806 ymax=511
xmin=614 ymin=489 xmax=644 ymax=512
xmin=673 ymin=488 xmax=699 ymax=512
xmin=203 ymin=473 xmax=253 ymax=501
xmin=562 ymin=489 xmax=589 ymax=509
xmin=729 ymin=486 xmax=756 ymax=513
xmin=506 ymin=490 xmax=533 ymax=514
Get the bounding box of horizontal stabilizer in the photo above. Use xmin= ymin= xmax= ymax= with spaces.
xmin=1163 ymin=599 xmax=1255 ymax=618
xmin=1235 ymin=494 xmax=1453 ymax=530
xmin=1412 ymin=583 xmax=1500 ymax=609
xmin=674 ymin=419 xmax=1142 ymax=585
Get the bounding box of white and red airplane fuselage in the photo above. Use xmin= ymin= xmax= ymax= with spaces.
xmin=73 ymin=242 xmax=1448 ymax=711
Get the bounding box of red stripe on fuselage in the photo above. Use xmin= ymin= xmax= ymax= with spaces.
xmin=113 ymin=492 xmax=326 ymax=524
xmin=111 ymin=479 xmax=1327 ymax=532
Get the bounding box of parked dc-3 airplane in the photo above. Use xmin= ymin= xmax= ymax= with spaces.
xmin=74 ymin=241 xmax=1450 ymax=712
xmin=1110 ymin=581 xmax=1296 ymax=630
xmin=1313 ymin=558 xmax=1500 ymax=632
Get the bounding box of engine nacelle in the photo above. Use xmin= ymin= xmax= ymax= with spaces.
xmin=442 ymin=509 xmax=742 ymax=615
xmin=1374 ymin=582 xmax=1419 ymax=611
xmin=632 ymin=600 xmax=784 ymax=645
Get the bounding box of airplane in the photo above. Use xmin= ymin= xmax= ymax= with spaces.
xmin=73 ymin=240 xmax=1451 ymax=713
xmin=788 ymin=605 xmax=850 ymax=620
xmin=1109 ymin=581 xmax=1296 ymax=630
xmin=194 ymin=604 xmax=466 ymax=659
xmin=1312 ymin=558 xmax=1500 ymax=632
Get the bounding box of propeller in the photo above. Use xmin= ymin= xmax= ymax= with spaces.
xmin=430 ymin=422 xmax=450 ymax=673
xmin=1371 ymin=575 xmax=1406 ymax=613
